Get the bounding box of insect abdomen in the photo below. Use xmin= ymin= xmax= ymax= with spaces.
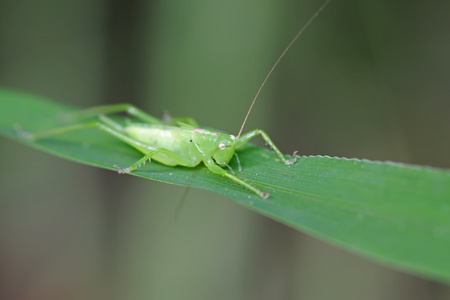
xmin=125 ymin=124 xmax=202 ymax=166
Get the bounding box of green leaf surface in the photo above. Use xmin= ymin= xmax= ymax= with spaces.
xmin=1 ymin=88 xmax=450 ymax=283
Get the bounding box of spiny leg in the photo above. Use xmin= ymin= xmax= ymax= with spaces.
xmin=27 ymin=116 xmax=202 ymax=174
xmin=203 ymin=157 xmax=269 ymax=199
xmin=27 ymin=121 xmax=101 ymax=141
xmin=63 ymin=120 xmax=202 ymax=172
xmin=115 ymin=147 xmax=200 ymax=174
xmin=236 ymin=129 xmax=297 ymax=165
xmin=94 ymin=118 xmax=204 ymax=171
xmin=25 ymin=116 xmax=161 ymax=167
xmin=114 ymin=149 xmax=162 ymax=174
xmin=28 ymin=114 xmax=127 ymax=141
xmin=26 ymin=109 xmax=171 ymax=170
xmin=61 ymin=103 xmax=165 ymax=125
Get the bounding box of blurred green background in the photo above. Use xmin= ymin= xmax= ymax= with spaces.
xmin=1 ymin=0 xmax=449 ymax=299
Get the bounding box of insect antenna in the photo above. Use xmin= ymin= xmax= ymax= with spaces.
xmin=236 ymin=0 xmax=332 ymax=139
xmin=174 ymin=187 xmax=191 ymax=223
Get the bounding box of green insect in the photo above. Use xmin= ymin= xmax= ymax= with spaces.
xmin=29 ymin=104 xmax=296 ymax=199
xmin=26 ymin=0 xmax=330 ymax=199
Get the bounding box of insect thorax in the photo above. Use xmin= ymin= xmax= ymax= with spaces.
xmin=192 ymin=129 xmax=236 ymax=166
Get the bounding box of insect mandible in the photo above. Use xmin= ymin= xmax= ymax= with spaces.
xmin=26 ymin=0 xmax=331 ymax=199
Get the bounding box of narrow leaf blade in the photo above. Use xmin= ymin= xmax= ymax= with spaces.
xmin=1 ymin=88 xmax=449 ymax=283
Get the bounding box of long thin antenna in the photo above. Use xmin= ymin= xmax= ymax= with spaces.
xmin=237 ymin=0 xmax=331 ymax=139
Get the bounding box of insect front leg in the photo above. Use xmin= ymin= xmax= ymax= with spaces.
xmin=203 ymin=157 xmax=269 ymax=199
xmin=236 ymin=129 xmax=297 ymax=165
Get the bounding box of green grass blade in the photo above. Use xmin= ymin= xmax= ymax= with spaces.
xmin=1 ymin=88 xmax=450 ymax=283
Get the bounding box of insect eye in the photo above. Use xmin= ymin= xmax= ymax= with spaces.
xmin=219 ymin=143 xmax=226 ymax=150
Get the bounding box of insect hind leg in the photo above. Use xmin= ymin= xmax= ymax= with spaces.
xmin=61 ymin=103 xmax=165 ymax=125
xmin=27 ymin=114 xmax=201 ymax=173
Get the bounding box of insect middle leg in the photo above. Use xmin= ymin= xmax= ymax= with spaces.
xmin=203 ymin=157 xmax=269 ymax=199
xmin=113 ymin=147 xmax=195 ymax=173
xmin=236 ymin=129 xmax=297 ymax=165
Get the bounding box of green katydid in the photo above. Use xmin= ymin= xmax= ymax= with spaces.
xmin=25 ymin=0 xmax=330 ymax=199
